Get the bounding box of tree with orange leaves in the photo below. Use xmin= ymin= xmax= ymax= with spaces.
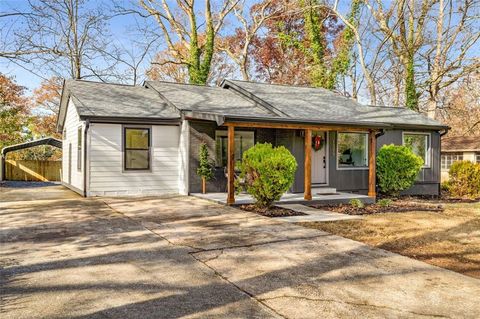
xmin=0 ymin=73 xmax=30 ymax=150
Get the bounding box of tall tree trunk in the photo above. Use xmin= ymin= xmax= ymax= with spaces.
xmin=427 ymin=0 xmax=444 ymax=118
xmin=202 ymin=177 xmax=206 ymax=194
xmin=404 ymin=0 xmax=418 ymax=111
xmin=405 ymin=54 xmax=418 ymax=110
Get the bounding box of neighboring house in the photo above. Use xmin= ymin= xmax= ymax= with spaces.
xmin=441 ymin=136 xmax=480 ymax=182
xmin=56 ymin=79 xmax=448 ymax=203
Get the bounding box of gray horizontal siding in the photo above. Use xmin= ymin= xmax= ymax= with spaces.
xmin=188 ymin=122 xmax=442 ymax=196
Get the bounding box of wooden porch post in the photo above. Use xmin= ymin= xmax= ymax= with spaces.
xmin=304 ymin=129 xmax=312 ymax=200
xmin=227 ymin=125 xmax=235 ymax=205
xmin=368 ymin=130 xmax=377 ymax=198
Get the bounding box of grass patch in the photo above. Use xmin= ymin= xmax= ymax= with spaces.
xmin=299 ymin=201 xmax=480 ymax=279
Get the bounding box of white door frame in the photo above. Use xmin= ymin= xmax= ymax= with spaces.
xmin=311 ymin=131 xmax=329 ymax=186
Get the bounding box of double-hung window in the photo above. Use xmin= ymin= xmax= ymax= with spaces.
xmin=124 ymin=127 xmax=150 ymax=170
xmin=337 ymin=132 xmax=368 ymax=168
xmin=215 ymin=131 xmax=254 ymax=167
xmin=77 ymin=127 xmax=82 ymax=171
xmin=403 ymin=132 xmax=431 ymax=167
xmin=441 ymin=153 xmax=463 ymax=170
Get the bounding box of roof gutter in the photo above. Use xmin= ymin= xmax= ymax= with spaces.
xmin=223 ymin=115 xmax=392 ymax=129
xmin=182 ymin=111 xmax=226 ymax=126
xmin=390 ymin=123 xmax=450 ymax=131
xmin=440 ymin=127 xmax=450 ymax=137
xmin=79 ymin=116 xmax=182 ymax=125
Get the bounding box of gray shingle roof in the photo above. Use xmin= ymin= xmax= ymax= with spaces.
xmin=63 ymin=80 xmax=180 ymax=119
xmin=57 ymin=79 xmax=448 ymax=131
xmin=222 ymin=80 xmax=447 ymax=129
xmin=145 ymin=81 xmax=276 ymax=117
xmin=442 ymin=136 xmax=480 ymax=151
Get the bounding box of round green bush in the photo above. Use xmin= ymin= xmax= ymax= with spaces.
xmin=446 ymin=161 xmax=480 ymax=199
xmin=376 ymin=144 xmax=423 ymax=196
xmin=237 ymin=143 xmax=297 ymax=208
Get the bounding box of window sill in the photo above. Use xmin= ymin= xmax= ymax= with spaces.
xmin=336 ymin=166 xmax=369 ymax=171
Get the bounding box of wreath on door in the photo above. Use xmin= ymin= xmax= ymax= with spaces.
xmin=312 ymin=134 xmax=324 ymax=151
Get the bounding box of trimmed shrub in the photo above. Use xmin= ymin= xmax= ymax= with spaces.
xmin=377 ymin=198 xmax=392 ymax=207
xmin=376 ymin=144 xmax=423 ymax=196
xmin=446 ymin=161 xmax=480 ymax=199
xmin=196 ymin=143 xmax=214 ymax=193
xmin=349 ymin=198 xmax=364 ymax=208
xmin=237 ymin=143 xmax=297 ymax=208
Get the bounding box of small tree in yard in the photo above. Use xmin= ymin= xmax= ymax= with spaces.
xmin=445 ymin=161 xmax=480 ymax=199
xmin=376 ymin=144 xmax=423 ymax=196
xmin=237 ymin=143 xmax=297 ymax=208
xmin=196 ymin=143 xmax=214 ymax=194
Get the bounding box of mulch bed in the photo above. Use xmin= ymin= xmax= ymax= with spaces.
xmin=312 ymin=200 xmax=444 ymax=215
xmin=405 ymin=193 xmax=480 ymax=204
xmin=239 ymin=204 xmax=307 ymax=217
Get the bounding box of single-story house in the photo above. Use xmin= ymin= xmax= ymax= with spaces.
xmin=441 ymin=136 xmax=480 ymax=182
xmin=56 ymin=79 xmax=448 ymax=203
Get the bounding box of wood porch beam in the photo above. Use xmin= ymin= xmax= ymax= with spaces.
xmin=368 ymin=130 xmax=377 ymax=199
xmin=224 ymin=121 xmax=373 ymax=132
xmin=227 ymin=125 xmax=235 ymax=205
xmin=304 ymin=129 xmax=312 ymax=200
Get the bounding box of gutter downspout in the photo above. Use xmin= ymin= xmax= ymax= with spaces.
xmin=375 ymin=129 xmax=385 ymax=139
xmin=438 ymin=127 xmax=449 ymax=197
xmin=83 ymin=119 xmax=90 ymax=197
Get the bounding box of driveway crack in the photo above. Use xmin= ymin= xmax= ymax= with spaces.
xmin=100 ymin=200 xmax=204 ymax=252
xmin=259 ymin=295 xmax=451 ymax=318
xmin=190 ymin=252 xmax=287 ymax=319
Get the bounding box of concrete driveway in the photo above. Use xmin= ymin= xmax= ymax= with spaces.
xmin=1 ymin=183 xmax=480 ymax=318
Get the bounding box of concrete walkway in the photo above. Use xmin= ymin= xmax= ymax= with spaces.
xmin=1 ymin=184 xmax=480 ymax=318
xmin=193 ymin=190 xmax=374 ymax=205
xmin=276 ymin=204 xmax=363 ymax=222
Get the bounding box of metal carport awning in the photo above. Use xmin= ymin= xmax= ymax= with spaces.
xmin=1 ymin=137 xmax=62 ymax=181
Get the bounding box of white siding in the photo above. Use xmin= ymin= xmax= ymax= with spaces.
xmin=61 ymin=98 xmax=85 ymax=193
xmin=88 ymin=123 xmax=180 ymax=196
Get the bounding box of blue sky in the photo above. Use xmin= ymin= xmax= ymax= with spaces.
xmin=2 ymin=0 xmax=477 ymax=108
xmin=0 ymin=0 xmax=356 ymax=95
xmin=1 ymin=0 xmax=152 ymax=93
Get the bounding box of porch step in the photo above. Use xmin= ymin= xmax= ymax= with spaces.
xmin=312 ymin=187 xmax=337 ymax=195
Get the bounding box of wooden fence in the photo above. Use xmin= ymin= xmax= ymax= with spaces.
xmin=5 ymin=160 xmax=62 ymax=182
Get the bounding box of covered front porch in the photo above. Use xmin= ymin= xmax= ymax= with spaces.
xmin=192 ymin=188 xmax=374 ymax=206
xmin=218 ymin=120 xmax=380 ymax=205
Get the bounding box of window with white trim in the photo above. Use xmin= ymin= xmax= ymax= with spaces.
xmin=337 ymin=132 xmax=368 ymax=168
xmin=476 ymin=153 xmax=480 ymax=164
xmin=403 ymin=133 xmax=430 ymax=167
xmin=441 ymin=153 xmax=463 ymax=170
